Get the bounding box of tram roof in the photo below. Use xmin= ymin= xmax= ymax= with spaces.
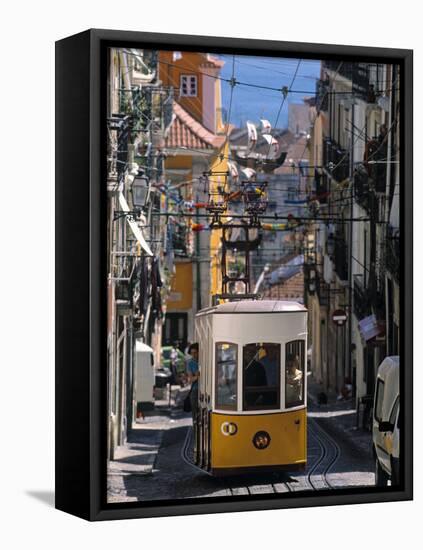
xmin=198 ymin=300 xmax=307 ymax=316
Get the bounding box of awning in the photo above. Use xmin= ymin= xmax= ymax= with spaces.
xmin=135 ymin=340 xmax=154 ymax=353
xmin=118 ymin=192 xmax=153 ymax=257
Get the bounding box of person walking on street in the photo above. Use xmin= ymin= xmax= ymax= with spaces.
xmin=170 ymin=342 xmax=179 ymax=385
xmin=186 ymin=343 xmax=199 ymax=423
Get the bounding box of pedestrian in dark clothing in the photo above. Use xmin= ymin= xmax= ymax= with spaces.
xmin=186 ymin=343 xmax=199 ymax=423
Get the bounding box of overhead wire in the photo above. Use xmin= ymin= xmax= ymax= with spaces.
xmin=116 ymin=48 xmax=399 ymax=243
xmin=120 ymin=49 xmax=399 ymax=101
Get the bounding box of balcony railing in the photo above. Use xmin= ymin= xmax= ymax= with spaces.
xmin=353 ymin=273 xmax=386 ymax=322
xmin=316 ymin=271 xmax=329 ymax=306
xmin=354 ymin=169 xmax=379 ymax=218
xmin=334 ymin=235 xmax=348 ymax=281
xmin=323 ymin=138 xmax=350 ymax=183
xmin=322 ymin=61 xmax=370 ymax=101
xmin=107 ymin=114 xmax=132 ymax=182
xmin=366 ymin=140 xmax=387 ymax=193
xmin=172 ymin=225 xmax=189 ymax=257
xmin=385 ymin=234 xmax=400 ymax=283
xmin=353 ymin=274 xmax=372 ymax=320
xmin=314 ymin=170 xmax=328 ymax=204
xmin=316 ymin=78 xmax=329 ymax=112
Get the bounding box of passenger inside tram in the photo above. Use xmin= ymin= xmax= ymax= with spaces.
xmin=243 ymin=343 xmax=280 ymax=409
xmin=286 ymin=353 xmax=303 ymax=405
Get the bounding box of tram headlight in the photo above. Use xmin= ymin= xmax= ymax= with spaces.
xmin=252 ymin=431 xmax=271 ymax=450
xmin=221 ymin=421 xmax=238 ymax=436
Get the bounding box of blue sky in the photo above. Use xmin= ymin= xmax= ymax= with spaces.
xmin=216 ymin=54 xmax=321 ymax=129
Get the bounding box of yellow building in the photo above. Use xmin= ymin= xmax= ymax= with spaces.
xmin=158 ymin=51 xmax=228 ymax=346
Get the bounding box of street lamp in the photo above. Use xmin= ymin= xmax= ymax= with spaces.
xmin=131 ymin=170 xmax=151 ymax=211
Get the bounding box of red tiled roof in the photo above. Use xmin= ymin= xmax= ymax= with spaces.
xmin=166 ymin=102 xmax=225 ymax=150
xmin=262 ymin=271 xmax=304 ymax=301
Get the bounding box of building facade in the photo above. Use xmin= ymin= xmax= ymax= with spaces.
xmin=106 ymin=48 xmax=172 ymax=458
xmin=158 ymin=51 xmax=227 ymax=345
xmin=305 ymin=61 xmax=400 ymax=409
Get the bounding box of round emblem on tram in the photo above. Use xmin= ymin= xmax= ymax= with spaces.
xmin=252 ymin=430 xmax=271 ymax=450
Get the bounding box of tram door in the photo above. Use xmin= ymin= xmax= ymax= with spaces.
xmin=196 ymin=316 xmax=213 ymax=470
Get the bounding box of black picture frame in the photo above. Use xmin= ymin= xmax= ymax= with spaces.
xmin=55 ymin=28 xmax=413 ymax=521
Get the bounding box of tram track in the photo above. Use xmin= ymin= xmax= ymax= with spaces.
xmin=181 ymin=420 xmax=342 ymax=495
xmin=181 ymin=426 xmax=253 ymax=495
xmin=306 ymin=418 xmax=342 ymax=490
xmin=181 ymin=426 xmax=293 ymax=495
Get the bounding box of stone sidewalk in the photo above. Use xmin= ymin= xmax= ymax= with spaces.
xmin=107 ymin=385 xmax=191 ymax=503
xmin=107 ymin=379 xmax=374 ymax=502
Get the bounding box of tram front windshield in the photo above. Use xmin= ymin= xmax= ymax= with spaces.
xmin=243 ymin=343 xmax=280 ymax=410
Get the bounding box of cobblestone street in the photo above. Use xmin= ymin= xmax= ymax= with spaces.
xmin=107 ymin=384 xmax=375 ymax=503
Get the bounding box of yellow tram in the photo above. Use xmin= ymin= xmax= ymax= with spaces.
xmin=194 ymin=299 xmax=308 ymax=475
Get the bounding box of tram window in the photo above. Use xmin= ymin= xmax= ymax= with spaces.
xmin=285 ymin=340 xmax=305 ymax=408
xmin=243 ymin=343 xmax=280 ymax=410
xmin=215 ymin=343 xmax=238 ymax=410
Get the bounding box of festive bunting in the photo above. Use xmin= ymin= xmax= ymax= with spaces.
xmin=246 ymin=121 xmax=257 ymax=151
xmin=240 ymin=167 xmax=256 ymax=180
xmin=262 ymin=133 xmax=279 ymax=160
xmin=260 ymin=119 xmax=272 ymax=133
xmin=227 ymin=160 xmax=239 ymax=180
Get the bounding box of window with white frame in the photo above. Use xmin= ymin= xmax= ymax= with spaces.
xmin=180 ymin=75 xmax=197 ymax=97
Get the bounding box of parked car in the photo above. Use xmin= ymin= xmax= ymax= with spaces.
xmin=372 ymin=356 xmax=400 ymax=486
xmin=161 ymin=346 xmax=187 ymax=385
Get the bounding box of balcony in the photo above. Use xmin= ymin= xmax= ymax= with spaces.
xmin=366 ymin=140 xmax=387 ymax=193
xmin=322 ymin=61 xmax=370 ymax=101
xmin=315 ymin=78 xmax=329 ymax=112
xmin=385 ymin=233 xmax=400 ymax=283
xmin=334 ymin=235 xmax=348 ymax=281
xmin=353 ymin=274 xmax=372 ymax=320
xmin=314 ymin=170 xmax=328 ymax=204
xmin=353 ymin=272 xmax=386 ymax=323
xmin=323 ymin=138 xmax=350 ymax=183
xmin=316 ymin=271 xmax=329 ymax=307
xmin=354 ymin=169 xmax=378 ymax=218
xmin=108 ymin=114 xmax=132 ymax=182
xmin=172 ymin=225 xmax=189 ymax=257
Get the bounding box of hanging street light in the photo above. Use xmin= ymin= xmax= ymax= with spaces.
xmin=131 ymin=169 xmax=151 ymax=211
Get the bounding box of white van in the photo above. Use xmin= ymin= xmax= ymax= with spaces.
xmin=372 ymin=356 xmax=400 ymax=486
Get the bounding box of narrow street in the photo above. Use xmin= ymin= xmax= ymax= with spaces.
xmin=105 ymin=48 xmax=401 ymax=504
xmin=108 ymin=385 xmax=375 ymax=503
